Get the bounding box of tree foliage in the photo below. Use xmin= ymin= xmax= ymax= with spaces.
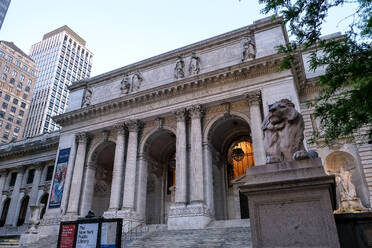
xmin=259 ymin=0 xmax=372 ymax=144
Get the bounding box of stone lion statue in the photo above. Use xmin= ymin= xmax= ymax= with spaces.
xmin=262 ymin=99 xmax=310 ymax=164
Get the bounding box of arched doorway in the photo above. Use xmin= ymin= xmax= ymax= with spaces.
xmin=0 ymin=198 xmax=10 ymax=227
xmin=325 ymin=151 xmax=368 ymax=207
xmin=39 ymin=193 xmax=49 ymax=220
xmin=207 ymin=115 xmax=253 ymax=220
xmin=142 ymin=129 xmax=176 ymax=224
xmin=17 ymin=196 xmax=30 ymax=226
xmin=90 ymin=142 xmax=116 ymax=216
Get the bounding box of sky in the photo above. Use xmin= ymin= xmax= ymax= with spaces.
xmin=0 ymin=0 xmax=358 ymax=77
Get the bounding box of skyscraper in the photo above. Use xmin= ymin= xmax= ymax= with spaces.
xmin=0 ymin=41 xmax=38 ymax=143
xmin=23 ymin=26 xmax=93 ymax=137
xmin=0 ymin=0 xmax=11 ymax=30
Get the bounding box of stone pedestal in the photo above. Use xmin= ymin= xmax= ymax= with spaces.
xmin=239 ymin=158 xmax=340 ymax=248
xmin=167 ymin=203 xmax=212 ymax=230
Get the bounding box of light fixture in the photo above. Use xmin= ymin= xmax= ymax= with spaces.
xmin=232 ymin=145 xmax=245 ymax=162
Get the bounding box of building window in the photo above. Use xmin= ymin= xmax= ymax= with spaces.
xmin=17 ymin=82 xmax=22 ymax=89
xmin=14 ymin=127 xmax=19 ymax=133
xmin=16 ymin=118 xmax=22 ymax=125
xmin=11 ymin=135 xmax=17 ymax=141
xmin=12 ymin=71 xmax=17 ymax=77
xmin=0 ymin=120 xmax=2 ymax=126
xmin=0 ymin=111 xmax=5 ymax=118
xmin=46 ymin=166 xmax=54 ymax=181
xmin=10 ymin=106 xmax=16 ymax=113
xmin=5 ymin=123 xmax=11 ymax=130
xmin=9 ymin=78 xmax=15 ymax=85
xmin=12 ymin=98 xmax=18 ymax=105
xmin=20 ymin=75 xmax=24 ymax=81
xmin=4 ymin=66 xmax=9 ymax=72
xmin=19 ymin=110 xmax=24 ymax=116
xmin=15 ymin=61 xmax=20 ymax=67
xmin=27 ymin=169 xmax=35 ymax=184
xmin=7 ymin=115 xmax=13 ymax=122
xmin=25 ymin=86 xmax=30 ymax=92
xmin=7 ymin=56 xmax=12 ymax=62
xmin=0 ymin=51 xmax=4 ymax=57
xmin=4 ymin=94 xmax=10 ymax=101
xmin=30 ymin=69 xmax=35 ymax=75
xmin=2 ymin=102 xmax=8 ymax=109
xmin=27 ymin=79 xmax=32 ymax=85
xmin=9 ymin=172 xmax=17 ymax=186
xmin=20 ymin=102 xmax=26 ymax=108
xmin=1 ymin=74 xmax=6 ymax=81
xmin=2 ymin=132 xmax=9 ymax=140
xmin=22 ymin=65 xmax=28 ymax=71
xmin=22 ymin=93 xmax=28 ymax=100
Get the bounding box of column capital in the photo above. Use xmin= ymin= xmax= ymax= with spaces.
xmin=114 ymin=122 xmax=126 ymax=135
xmin=0 ymin=169 xmax=9 ymax=176
xmin=246 ymin=90 xmax=262 ymax=106
xmin=76 ymin=132 xmax=89 ymax=144
xmin=33 ymin=162 xmax=45 ymax=171
xmin=188 ymin=105 xmax=205 ymax=119
xmin=174 ymin=108 xmax=187 ymax=122
xmin=125 ymin=120 xmax=143 ymax=132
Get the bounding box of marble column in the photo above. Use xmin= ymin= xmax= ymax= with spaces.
xmin=6 ymin=168 xmax=25 ymax=226
xmin=109 ymin=123 xmax=126 ymax=210
xmin=136 ymin=154 xmax=148 ymax=219
xmin=246 ymin=90 xmax=266 ymax=165
xmin=61 ymin=135 xmax=78 ymax=214
xmin=80 ymin=162 xmax=96 ymax=217
xmin=122 ymin=120 xmax=141 ymax=210
xmin=203 ymin=143 xmax=214 ymax=215
xmin=174 ymin=109 xmax=187 ymax=205
xmin=66 ymin=133 xmax=88 ymax=215
xmin=0 ymin=170 xmax=8 ymax=216
xmin=29 ymin=165 xmax=43 ymax=206
xmin=189 ymin=105 xmax=205 ymax=203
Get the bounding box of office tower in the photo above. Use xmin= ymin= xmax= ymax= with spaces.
xmin=0 ymin=0 xmax=11 ymax=30
xmin=23 ymin=26 xmax=93 ymax=137
xmin=0 ymin=41 xmax=38 ymax=144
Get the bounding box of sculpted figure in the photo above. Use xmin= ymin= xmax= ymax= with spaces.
xmin=189 ymin=52 xmax=200 ymax=75
xmin=82 ymin=87 xmax=93 ymax=107
xmin=241 ymin=35 xmax=256 ymax=61
xmin=174 ymin=56 xmax=185 ymax=79
xmin=335 ymin=167 xmax=366 ymax=212
xmin=132 ymin=71 xmax=143 ymax=92
xmin=262 ymin=99 xmax=309 ymax=163
xmin=121 ymin=74 xmax=131 ymax=94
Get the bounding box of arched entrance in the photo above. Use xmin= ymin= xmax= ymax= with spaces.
xmin=142 ymin=129 xmax=176 ymax=224
xmin=39 ymin=193 xmax=49 ymax=219
xmin=91 ymin=142 xmax=115 ymax=216
xmin=17 ymin=196 xmax=30 ymax=226
xmin=0 ymin=198 xmax=10 ymax=227
xmin=207 ymin=115 xmax=254 ymax=220
xmin=81 ymin=141 xmax=116 ymax=217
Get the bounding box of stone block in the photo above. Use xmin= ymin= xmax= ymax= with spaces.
xmin=239 ymin=158 xmax=340 ymax=248
xmin=167 ymin=203 xmax=212 ymax=230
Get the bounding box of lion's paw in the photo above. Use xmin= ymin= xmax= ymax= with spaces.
xmin=266 ymin=156 xmax=281 ymax=164
xmin=293 ymin=150 xmax=310 ymax=160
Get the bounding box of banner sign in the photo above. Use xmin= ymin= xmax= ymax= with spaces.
xmin=59 ymin=224 xmax=76 ymax=248
xmin=57 ymin=218 xmax=122 ymax=248
xmin=49 ymin=148 xmax=71 ymax=208
xmin=76 ymin=223 xmax=99 ymax=248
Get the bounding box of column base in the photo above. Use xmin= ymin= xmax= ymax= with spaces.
xmin=103 ymin=208 xmax=143 ymax=232
xmin=167 ymin=202 xmax=212 ymax=230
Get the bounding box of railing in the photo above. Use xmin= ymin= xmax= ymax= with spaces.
xmin=122 ymin=220 xmax=149 ymax=245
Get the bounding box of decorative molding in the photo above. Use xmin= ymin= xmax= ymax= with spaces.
xmin=246 ymin=90 xmax=261 ymax=106
xmin=174 ymin=108 xmax=187 ymax=122
xmin=120 ymin=74 xmax=131 ymax=94
xmin=125 ymin=120 xmax=143 ymax=132
xmin=81 ymin=87 xmax=93 ymax=107
xmin=131 ymin=70 xmax=143 ymax=92
xmin=174 ymin=56 xmax=185 ymax=79
xmin=188 ymin=52 xmax=200 ymax=75
xmin=241 ymin=33 xmax=256 ymax=62
xmin=76 ymin=132 xmax=89 ymax=144
xmin=54 ymin=55 xmax=283 ymax=126
xmin=114 ymin=122 xmax=126 ymax=135
xmin=168 ymin=204 xmax=212 ymax=218
xmin=188 ymin=105 xmax=205 ymax=119
xmin=156 ymin=117 xmax=164 ymax=129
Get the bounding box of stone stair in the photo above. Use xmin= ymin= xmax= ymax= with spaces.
xmin=124 ymin=220 xmax=252 ymax=248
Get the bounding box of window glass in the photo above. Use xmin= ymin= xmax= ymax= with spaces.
xmin=2 ymin=132 xmax=9 ymax=140
xmin=7 ymin=115 xmax=13 ymax=122
xmin=20 ymin=102 xmax=26 ymax=108
xmin=10 ymin=106 xmax=16 ymax=113
xmin=5 ymin=123 xmax=11 ymax=130
xmin=9 ymin=78 xmax=15 ymax=85
xmin=0 ymin=111 xmax=5 ymax=118
xmin=17 ymin=82 xmax=22 ymax=88
xmin=12 ymin=98 xmax=18 ymax=105
xmin=7 ymin=56 xmax=12 ymax=62
xmin=9 ymin=172 xmax=17 ymax=186
xmin=22 ymin=65 xmax=28 ymax=71
xmin=12 ymin=71 xmax=17 ymax=77
xmin=20 ymin=75 xmax=25 ymax=81
xmin=27 ymin=79 xmax=32 ymax=85
xmin=46 ymin=166 xmax=54 ymax=181
xmin=4 ymin=94 xmax=10 ymax=101
xmin=4 ymin=66 xmax=9 ymax=72
xmin=25 ymin=86 xmax=30 ymax=92
xmin=16 ymin=118 xmax=22 ymax=125
xmin=1 ymin=74 xmax=6 ymax=80
xmin=14 ymin=127 xmax=19 ymax=133
xmin=15 ymin=61 xmax=20 ymax=67
xmin=27 ymin=169 xmax=35 ymax=184
xmin=19 ymin=110 xmax=24 ymax=116
xmin=2 ymin=102 xmax=8 ymax=109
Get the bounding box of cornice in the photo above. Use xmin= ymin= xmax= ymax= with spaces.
xmin=0 ymin=134 xmax=59 ymax=159
xmin=69 ymin=17 xmax=283 ymax=91
xmin=54 ymin=54 xmax=284 ymax=126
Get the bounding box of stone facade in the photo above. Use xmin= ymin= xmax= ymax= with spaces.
xmin=0 ymin=16 xmax=370 ymax=243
